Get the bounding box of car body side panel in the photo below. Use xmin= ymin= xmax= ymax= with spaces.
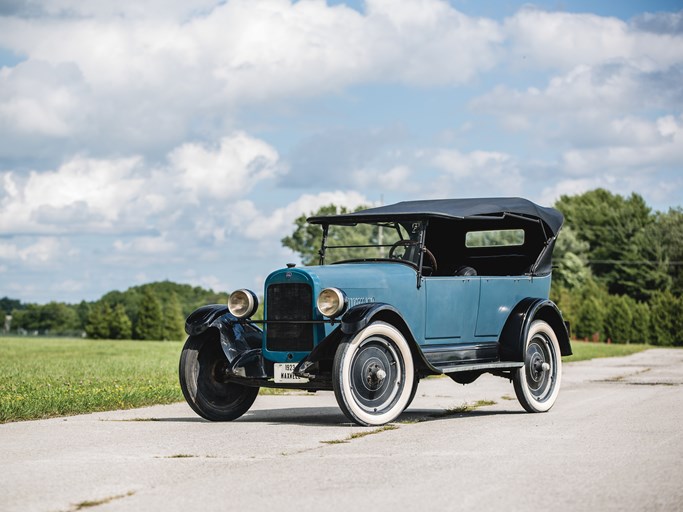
xmin=475 ymin=275 xmax=551 ymax=337
xmin=423 ymin=277 xmax=480 ymax=343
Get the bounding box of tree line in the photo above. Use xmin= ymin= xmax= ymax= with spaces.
xmin=550 ymin=190 xmax=682 ymax=345
xmin=2 ymin=281 xmax=229 ymax=341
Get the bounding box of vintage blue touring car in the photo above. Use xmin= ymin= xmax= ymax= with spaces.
xmin=179 ymin=198 xmax=572 ymax=425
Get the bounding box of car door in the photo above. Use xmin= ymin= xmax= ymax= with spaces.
xmin=423 ymin=275 xmax=481 ymax=344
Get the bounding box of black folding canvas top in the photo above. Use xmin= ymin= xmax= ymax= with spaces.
xmin=308 ymin=197 xmax=564 ymax=237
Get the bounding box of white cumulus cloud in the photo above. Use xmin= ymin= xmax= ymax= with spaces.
xmin=168 ymin=133 xmax=281 ymax=202
xmin=0 ymin=237 xmax=76 ymax=265
xmin=0 ymin=132 xmax=281 ymax=235
xmin=505 ymin=8 xmax=683 ymax=71
xmin=233 ymin=190 xmax=369 ymax=241
xmin=0 ymin=0 xmax=504 ymax=161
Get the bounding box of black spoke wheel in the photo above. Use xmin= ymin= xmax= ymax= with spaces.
xmin=179 ymin=333 xmax=259 ymax=421
xmin=333 ymin=322 xmax=415 ymax=426
xmin=513 ymin=320 xmax=562 ymax=413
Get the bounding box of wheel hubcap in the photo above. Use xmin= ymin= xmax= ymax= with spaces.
xmin=366 ymin=363 xmax=387 ymax=389
xmin=525 ymin=334 xmax=555 ymax=401
xmin=349 ymin=336 xmax=404 ymax=413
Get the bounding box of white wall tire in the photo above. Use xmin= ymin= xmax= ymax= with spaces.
xmin=513 ymin=320 xmax=562 ymax=413
xmin=333 ymin=322 xmax=415 ymax=426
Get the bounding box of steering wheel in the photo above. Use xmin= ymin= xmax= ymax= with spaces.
xmin=422 ymin=246 xmax=438 ymax=273
xmin=388 ymin=241 xmax=438 ymax=273
xmin=389 ymin=240 xmax=415 ymax=260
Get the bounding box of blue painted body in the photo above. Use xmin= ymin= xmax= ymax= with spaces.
xmin=262 ymin=262 xmax=551 ymax=363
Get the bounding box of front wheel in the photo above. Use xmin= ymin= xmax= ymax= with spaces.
xmin=179 ymin=333 xmax=259 ymax=421
xmin=333 ymin=322 xmax=415 ymax=426
xmin=513 ymin=320 xmax=562 ymax=413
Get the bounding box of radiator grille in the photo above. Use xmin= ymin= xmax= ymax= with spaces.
xmin=266 ymin=283 xmax=314 ymax=352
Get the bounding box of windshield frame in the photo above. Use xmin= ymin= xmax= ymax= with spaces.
xmin=317 ymin=220 xmax=428 ymax=286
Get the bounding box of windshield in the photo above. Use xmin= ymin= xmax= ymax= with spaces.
xmin=321 ymin=221 xmax=424 ymax=265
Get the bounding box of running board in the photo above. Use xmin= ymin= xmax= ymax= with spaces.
xmin=437 ymin=361 xmax=524 ymax=375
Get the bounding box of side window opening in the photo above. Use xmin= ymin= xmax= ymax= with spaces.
xmin=465 ymin=229 xmax=525 ymax=248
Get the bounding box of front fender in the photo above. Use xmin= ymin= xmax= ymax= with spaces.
xmin=185 ymin=304 xmax=230 ymax=336
xmin=341 ymin=303 xmax=404 ymax=335
xmin=499 ymin=298 xmax=572 ymax=361
xmin=185 ymin=304 xmax=263 ymax=370
xmin=295 ymin=303 xmax=434 ymax=377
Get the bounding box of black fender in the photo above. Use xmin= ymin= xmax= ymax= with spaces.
xmin=184 ymin=304 xmax=265 ymax=378
xmin=295 ymin=303 xmax=434 ymax=377
xmin=499 ymin=298 xmax=572 ymax=362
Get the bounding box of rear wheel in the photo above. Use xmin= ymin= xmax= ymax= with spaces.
xmin=513 ymin=320 xmax=562 ymax=413
xmin=333 ymin=322 xmax=415 ymax=426
xmin=179 ymin=333 xmax=259 ymax=421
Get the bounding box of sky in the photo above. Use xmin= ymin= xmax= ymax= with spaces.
xmin=1 ymin=0 xmax=682 ymax=304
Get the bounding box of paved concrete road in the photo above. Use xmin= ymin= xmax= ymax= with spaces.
xmin=2 ymin=349 xmax=682 ymax=512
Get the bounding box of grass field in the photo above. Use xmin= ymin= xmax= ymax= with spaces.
xmin=0 ymin=337 xmax=183 ymax=423
xmin=0 ymin=336 xmax=655 ymax=423
xmin=562 ymin=341 xmax=651 ymax=363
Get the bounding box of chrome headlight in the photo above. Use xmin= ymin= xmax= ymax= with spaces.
xmin=317 ymin=287 xmax=347 ymax=318
xmin=228 ymin=289 xmax=259 ymax=319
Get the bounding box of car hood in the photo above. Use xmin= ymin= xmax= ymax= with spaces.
xmin=265 ymin=262 xmax=418 ymax=303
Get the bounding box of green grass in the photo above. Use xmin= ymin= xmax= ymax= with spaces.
xmin=0 ymin=337 xmax=183 ymax=423
xmin=563 ymin=340 xmax=651 ymax=363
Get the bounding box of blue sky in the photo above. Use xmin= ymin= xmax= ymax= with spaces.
xmin=1 ymin=0 xmax=682 ymax=303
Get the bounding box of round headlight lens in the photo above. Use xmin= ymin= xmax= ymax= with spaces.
xmin=317 ymin=288 xmax=347 ymax=318
xmin=228 ymin=289 xmax=258 ymax=319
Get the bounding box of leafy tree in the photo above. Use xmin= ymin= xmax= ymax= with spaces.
xmin=0 ymin=297 xmax=23 ymax=315
xmin=85 ymin=302 xmax=113 ymax=339
xmin=571 ymin=278 xmax=610 ymax=340
xmin=649 ymin=290 xmax=681 ymax=346
xmin=109 ymin=303 xmax=133 ymax=340
xmin=653 ymin=207 xmax=683 ymax=295
xmin=631 ymin=301 xmax=652 ymax=344
xmin=4 ymin=281 xmax=231 ymax=338
xmin=281 ymin=204 xmax=370 ymax=265
xmin=161 ymin=292 xmax=185 ymax=341
xmin=575 ymin=296 xmax=607 ymax=340
xmin=43 ymin=302 xmax=80 ymax=333
xmin=76 ymin=300 xmax=90 ymax=331
xmin=12 ymin=302 xmax=79 ymax=335
xmin=555 ymin=189 xmax=670 ymax=300
xmin=465 ymin=229 xmax=524 ymax=247
xmin=100 ymin=289 xmax=140 ymax=327
xmin=604 ymin=295 xmax=634 ymax=344
xmin=550 ymin=284 xmax=574 ymax=327
xmin=674 ymin=297 xmax=683 ymax=347
xmin=135 ymin=287 xmax=163 ymax=340
xmin=552 ymin=226 xmax=592 ymax=290
xmin=85 ymin=281 xmax=233 ymax=340
xmin=102 ymin=281 xmax=230 ymax=323
xmin=9 ymin=308 xmax=28 ymax=332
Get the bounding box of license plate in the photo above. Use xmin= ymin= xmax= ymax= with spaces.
xmin=274 ymin=363 xmax=309 ymax=384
